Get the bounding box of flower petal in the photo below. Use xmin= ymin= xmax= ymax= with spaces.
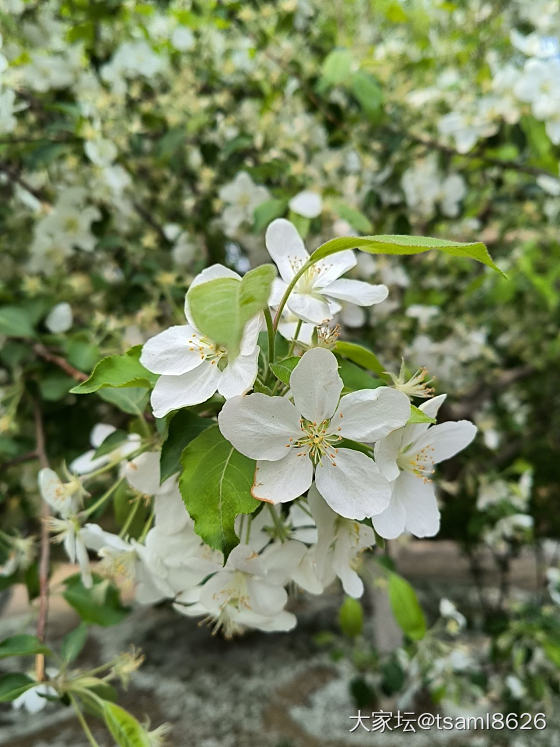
xmin=315 ymin=448 xmax=391 ymax=519
xmin=413 ymin=420 xmax=477 ymax=464
xmin=287 ymin=292 xmax=333 ymax=325
xmin=140 ymin=325 xmax=205 ymax=375
xmin=324 ymin=278 xmax=389 ymax=306
xmin=90 ymin=423 xmax=116 ymax=448
xmin=334 ymin=387 xmax=410 ymax=442
xmin=218 ymin=393 xmax=301 ymax=460
xmin=290 ymin=347 xmax=342 ymax=422
xmin=395 ymin=471 xmax=440 ymax=537
xmin=252 ymin=450 xmax=313 ymax=503
xmin=218 ymin=349 xmax=258 ymax=399
xmin=313 ymin=251 xmax=357 ymax=287
xmin=265 ymin=218 xmax=309 ymax=283
xmin=373 ymin=430 xmax=403 ymax=482
xmin=289 ymin=190 xmax=322 ymax=218
xmin=150 ymin=363 xmax=220 ymax=418
xmin=404 ymin=393 xmax=447 ymax=443
xmin=371 ymin=493 xmax=407 ymax=539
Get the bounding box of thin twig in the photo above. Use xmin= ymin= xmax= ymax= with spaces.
xmin=0 ymin=450 xmax=38 ymax=471
xmin=0 ymin=163 xmax=48 ymax=203
xmin=33 ymin=343 xmax=88 ymax=382
xmin=33 ymin=399 xmax=50 ymax=682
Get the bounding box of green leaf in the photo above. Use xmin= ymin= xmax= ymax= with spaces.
xmin=338 ymin=597 xmax=364 ymax=637
xmin=102 ymin=701 xmax=151 ymax=747
xmin=0 ymin=306 xmax=36 ymax=338
xmin=63 ymin=575 xmax=129 ymax=626
xmin=160 ymin=410 xmax=214 ymax=483
xmin=253 ymin=198 xmax=287 ymax=233
xmin=179 ymin=425 xmax=259 ymax=559
xmin=270 ymin=356 xmax=300 ymax=385
xmin=39 ymin=373 xmax=74 ymax=401
xmin=321 ymin=49 xmax=353 ymax=85
xmin=98 ymin=387 xmax=149 ymax=415
xmin=332 ymin=201 xmax=373 ymax=233
xmin=70 ymin=346 xmax=156 ymax=394
xmin=334 ymin=341 xmax=388 ymax=378
xmin=350 ymin=71 xmax=384 ymax=119
xmin=387 ymin=572 xmax=426 ymax=641
xmin=65 ymin=339 xmax=101 ymax=372
xmin=187 ymin=265 xmax=276 ymax=358
xmin=0 ymin=634 xmax=51 ymax=659
xmin=0 ymin=673 xmax=35 ymax=702
xmin=311 ymin=234 xmax=504 ymax=276
xmin=408 ymin=405 xmax=436 ymax=424
xmin=339 ymin=360 xmax=383 ymax=391
xmin=94 ymin=429 xmax=129 ymax=459
xmin=60 ymin=622 xmax=88 ymax=663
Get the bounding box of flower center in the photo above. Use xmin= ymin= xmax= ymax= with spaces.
xmin=398 ymin=444 xmax=435 ymax=483
xmin=188 ymin=334 xmax=227 ymax=367
xmin=293 ymin=417 xmax=342 ymax=466
xmin=289 ymin=258 xmax=333 ymax=294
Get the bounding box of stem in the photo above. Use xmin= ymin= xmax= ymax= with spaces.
xmin=263 ymin=307 xmax=276 ymax=370
xmin=69 ymin=694 xmax=101 ymax=747
xmin=287 ymin=319 xmax=303 ymax=357
xmin=138 ymin=509 xmax=155 ymax=542
xmin=33 ymin=399 xmax=50 ymax=683
xmin=119 ymin=497 xmax=141 ymax=538
xmin=272 ymin=260 xmax=314 ymax=332
xmin=81 ymin=476 xmax=125 ymax=519
xmin=33 ymin=343 xmax=88 ymax=382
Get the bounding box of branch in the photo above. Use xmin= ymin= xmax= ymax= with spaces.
xmin=33 ymin=399 xmax=50 ymax=682
xmin=33 ymin=343 xmax=88 ymax=382
xmin=0 ymin=450 xmax=38 ymax=471
xmin=0 ymin=162 xmax=48 ymax=203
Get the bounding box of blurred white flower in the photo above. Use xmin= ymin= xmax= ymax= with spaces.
xmin=45 ymin=302 xmax=73 ymax=333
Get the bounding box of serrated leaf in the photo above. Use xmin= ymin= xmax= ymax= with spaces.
xmin=408 ymin=405 xmax=436 ymax=424
xmin=0 ymin=634 xmax=51 ymax=659
xmin=160 ymin=410 xmax=214 ymax=483
xmin=179 ymin=425 xmax=259 ymax=559
xmin=311 ymin=234 xmax=504 ymax=276
xmin=0 ymin=673 xmax=35 ymax=702
xmin=98 ymin=387 xmax=149 ymax=415
xmin=0 ymin=306 xmax=36 ymax=338
xmin=188 ymin=265 xmax=276 ymax=358
xmin=102 ymin=701 xmax=151 ymax=747
xmin=387 ymin=572 xmax=426 ymax=641
xmin=60 ymin=623 xmax=88 ymax=663
xmin=270 ymin=356 xmax=300 ymax=385
xmin=70 ymin=346 xmax=156 ymax=394
xmin=334 ymin=341 xmax=388 ymax=378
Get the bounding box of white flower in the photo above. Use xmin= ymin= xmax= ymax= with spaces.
xmin=514 ymin=58 xmax=560 ymax=120
xmin=171 ymin=26 xmax=195 ymax=52
xmin=0 ymin=88 xmax=17 ymax=133
xmin=289 ymin=190 xmax=322 ymax=218
xmin=70 ymin=423 xmax=141 ymax=475
xmin=48 ymin=517 xmax=92 ymax=588
xmin=439 ymin=597 xmax=466 ymax=630
xmin=45 ymin=302 xmax=73 ymax=333
xmin=218 ymin=172 xmax=270 ymax=234
xmin=218 ymin=347 xmax=410 ymax=518
xmin=372 ymin=395 xmax=476 ymax=539
xmin=38 ymin=468 xmax=85 ymax=518
xmin=84 ymin=138 xmax=118 ymax=167
xmin=401 ymin=157 xmax=466 ymax=219
xmin=546 ymin=567 xmax=560 ymax=605
xmin=140 ymin=265 xmax=260 ymax=418
xmin=266 ymin=219 xmax=388 ymax=325
xmin=308 ymin=484 xmax=375 ymax=598
xmin=12 ymin=677 xmax=57 ymax=713
xmin=438 ymin=110 xmax=497 ymax=153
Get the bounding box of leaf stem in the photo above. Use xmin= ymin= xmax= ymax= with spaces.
xmin=119 ymin=497 xmax=141 ymax=538
xmin=263 ymin=307 xmax=276 ymax=368
xmin=287 ymin=320 xmax=303 ymax=357
xmin=81 ymin=476 xmax=125 ymax=519
xmin=272 ymin=260 xmax=314 ymax=332
xmin=69 ymin=694 xmax=101 ymax=747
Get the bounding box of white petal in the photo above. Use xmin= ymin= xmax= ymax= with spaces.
xmin=150 ymin=363 xmax=220 ymax=418
xmin=371 ymin=492 xmax=407 ymax=539
xmin=373 ymin=430 xmax=403 ymax=482
xmin=394 ymin=471 xmax=440 ymax=537
xmin=252 ymin=450 xmax=313 ymax=504
xmin=334 ymin=387 xmax=410 ymax=442
xmin=339 ymin=302 xmax=366 ymax=328
xmin=313 ymin=251 xmax=356 ymax=287
xmin=38 ymin=468 xmax=64 ymax=510
xmin=413 ymin=420 xmax=477 ymax=464
xmin=247 ymin=577 xmax=288 ymax=616
xmin=154 ymin=488 xmax=188 ymax=534
xmin=287 ymin=292 xmax=333 ymax=325
xmin=124 ymin=452 xmax=161 ymax=495
xmin=45 ymin=302 xmax=73 ymax=333
xmin=277 ymin=319 xmax=315 ymax=345
xmin=289 ymin=190 xmax=322 ymax=218
xmin=239 ymin=314 xmax=262 ymax=356
xmin=90 ymin=423 xmax=116 ymax=448
xmin=315 ymin=448 xmax=391 ymax=519
xmin=218 ymin=393 xmax=301 ymax=460
xmin=324 ymin=279 xmax=388 ymax=306
xmin=218 ymin=349 xmax=258 ymax=399
xmin=269 ymin=277 xmax=289 ymax=307
xmin=290 ymin=347 xmax=342 ymax=422
xmin=140 ymin=325 xmax=205 ymax=375
xmin=70 ymin=449 xmax=108 ymax=475
xmin=404 ymin=393 xmax=448 ymax=443
xmin=265 ymin=218 xmax=309 ymax=283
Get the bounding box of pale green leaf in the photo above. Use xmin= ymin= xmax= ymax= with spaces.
xmin=0 ymin=634 xmax=51 ymax=659
xmin=0 ymin=306 xmax=36 ymax=338
xmin=102 ymin=701 xmax=151 ymax=747
xmin=269 ymin=356 xmax=300 ymax=385
xmin=70 ymin=346 xmax=156 ymax=394
xmin=408 ymin=405 xmax=436 ymax=424
xmin=387 ymin=572 xmax=427 ymax=641
xmin=334 ymin=341 xmax=388 ymax=378
xmin=179 ymin=425 xmax=259 ymax=559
